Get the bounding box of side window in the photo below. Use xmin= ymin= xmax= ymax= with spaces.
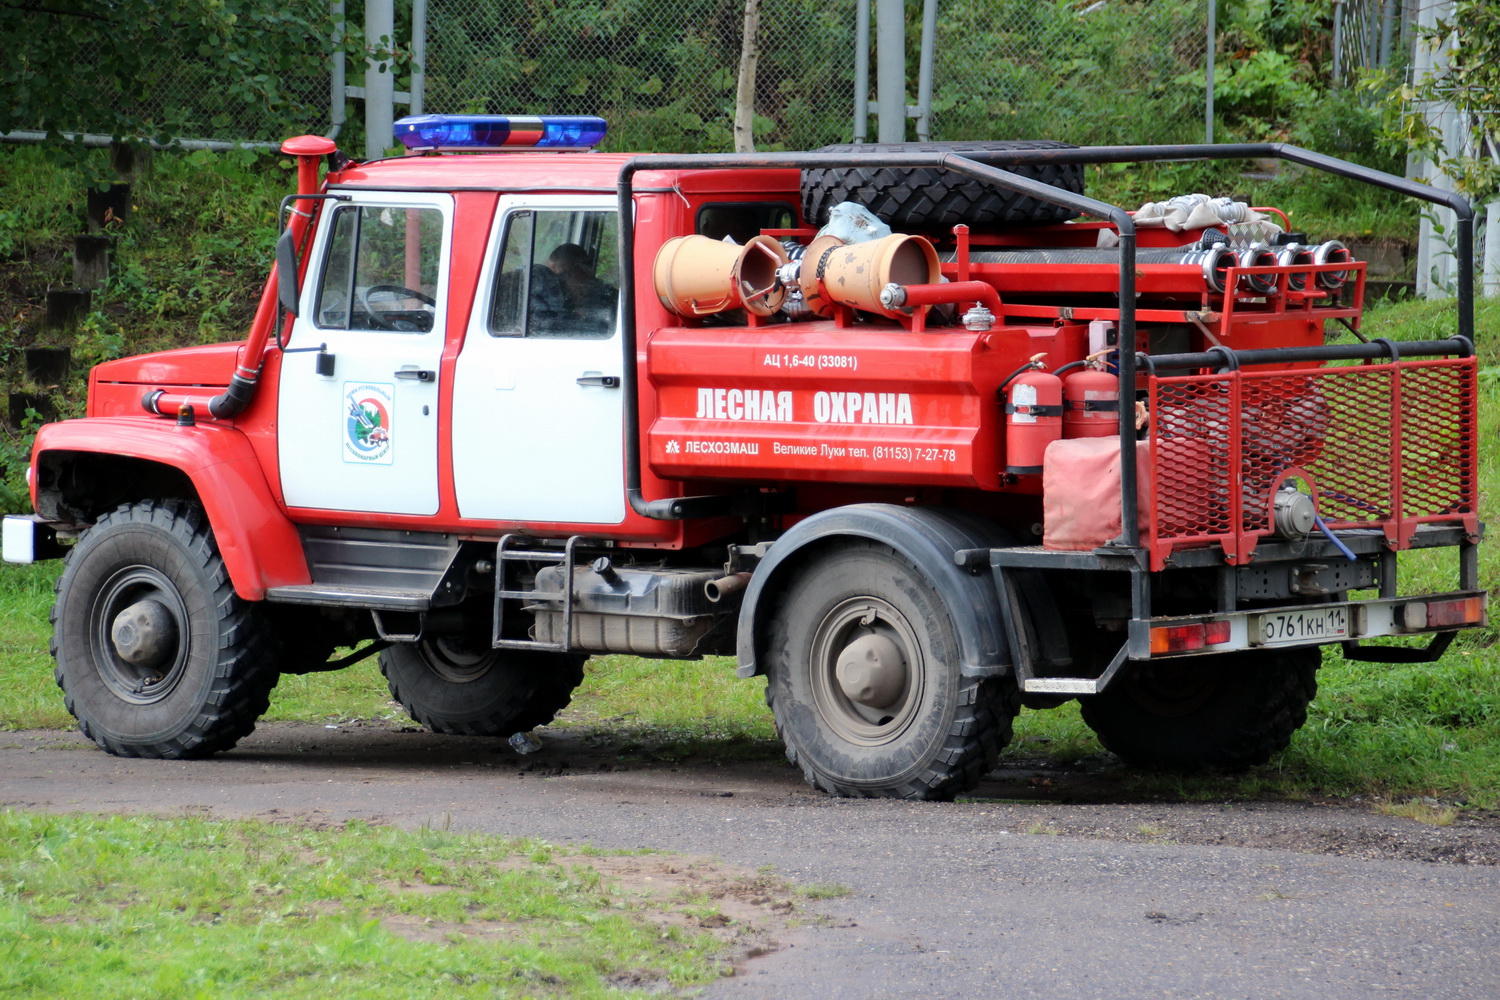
xmin=315 ymin=205 xmax=443 ymax=332
xmin=697 ymin=201 xmax=796 ymax=243
xmin=488 ymin=209 xmax=619 ymax=339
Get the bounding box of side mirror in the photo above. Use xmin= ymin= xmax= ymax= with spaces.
xmin=276 ymin=228 xmax=300 ymax=318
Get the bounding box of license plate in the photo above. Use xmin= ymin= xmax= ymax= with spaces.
xmin=1255 ymin=607 xmax=1349 ymax=646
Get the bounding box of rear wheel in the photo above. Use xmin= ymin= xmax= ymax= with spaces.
xmin=380 ymin=639 xmax=585 ymax=737
xmin=1079 ymin=648 xmax=1320 ymax=771
xmin=51 ymin=499 xmax=279 ymax=758
xmin=765 ymin=541 xmax=1018 ymax=800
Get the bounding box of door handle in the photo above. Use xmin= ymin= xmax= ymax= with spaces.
xmin=576 ymin=375 xmax=620 ymax=388
xmin=394 ymin=369 xmax=435 ymax=382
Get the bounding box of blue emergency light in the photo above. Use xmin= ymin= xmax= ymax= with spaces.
xmin=394 ymin=115 xmax=608 ymax=152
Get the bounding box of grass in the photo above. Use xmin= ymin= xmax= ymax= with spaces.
xmin=0 ymin=811 xmax=762 ymax=998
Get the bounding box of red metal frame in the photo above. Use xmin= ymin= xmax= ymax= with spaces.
xmin=1143 ymin=355 xmax=1479 ymax=571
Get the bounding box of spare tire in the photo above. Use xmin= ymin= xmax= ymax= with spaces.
xmin=802 ymin=140 xmax=1085 ymax=233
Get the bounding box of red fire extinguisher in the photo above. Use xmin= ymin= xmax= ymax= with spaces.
xmin=1002 ymin=354 xmax=1062 ymax=475
xmin=1063 ymin=356 xmax=1119 ymax=439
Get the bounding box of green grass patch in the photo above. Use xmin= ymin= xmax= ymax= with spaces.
xmin=0 ymin=811 xmax=746 ymax=998
xmin=556 ymin=655 xmax=779 ymax=762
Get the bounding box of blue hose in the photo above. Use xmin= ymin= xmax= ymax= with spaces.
xmin=1314 ymin=513 xmax=1357 ymax=561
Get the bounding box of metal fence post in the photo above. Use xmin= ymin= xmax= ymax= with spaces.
xmin=853 ymin=0 xmax=870 ymax=142
xmin=1205 ymin=0 xmax=1216 ymax=143
xmin=876 ymin=0 xmax=904 ymax=142
xmin=914 ymin=0 xmax=936 ymax=141
xmin=365 ymin=0 xmax=395 ymax=160
xmin=1332 ymin=0 xmax=1345 ymax=85
xmin=411 ymin=0 xmax=428 ymax=117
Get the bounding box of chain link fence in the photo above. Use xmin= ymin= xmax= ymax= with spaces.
xmin=5 ymin=5 xmax=333 ymax=147
xmin=931 ymin=0 xmax=1208 ymax=145
xmin=9 ymin=1 xmax=1212 ymax=151
xmin=424 ymin=0 xmax=1210 ymax=150
xmin=1331 ymin=0 xmax=1411 ymax=85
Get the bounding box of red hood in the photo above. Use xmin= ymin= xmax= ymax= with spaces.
xmin=91 ymin=342 xmax=244 ymax=386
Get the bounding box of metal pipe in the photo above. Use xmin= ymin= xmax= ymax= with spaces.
xmin=364 ymin=0 xmax=395 ymax=160
xmin=328 ymin=0 xmax=346 ymax=139
xmin=1139 ymin=337 xmax=1473 ymax=372
xmin=0 ymin=131 xmax=277 ymax=152
xmin=883 ymin=280 xmax=1003 ymax=318
xmin=410 ymin=0 xmax=428 ymax=117
xmin=1332 ymin=0 xmax=1346 ymax=85
xmin=705 ymin=573 xmax=752 ymax=603
xmin=916 ymin=0 xmax=937 ymax=141
xmin=1205 ymin=0 xmax=1216 ymax=143
xmin=853 ymin=0 xmax=870 ymax=142
xmin=876 ymin=0 xmax=905 ymax=142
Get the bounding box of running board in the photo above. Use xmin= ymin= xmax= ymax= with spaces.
xmin=263 ymin=584 xmax=430 ymax=611
xmin=1019 ymin=644 xmax=1129 ymax=696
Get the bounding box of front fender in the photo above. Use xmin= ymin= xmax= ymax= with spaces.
xmin=735 ymin=503 xmax=1014 ymax=680
xmin=33 ymin=418 xmax=309 ymax=600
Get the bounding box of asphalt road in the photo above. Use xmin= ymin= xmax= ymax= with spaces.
xmin=2 ymin=721 xmax=1496 ymax=1000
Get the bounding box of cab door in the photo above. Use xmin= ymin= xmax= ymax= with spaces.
xmin=278 ymin=192 xmax=452 ymax=515
xmin=451 ymin=195 xmax=625 ymax=524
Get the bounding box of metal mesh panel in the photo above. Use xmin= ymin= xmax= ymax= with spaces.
xmin=1146 ymin=357 xmax=1477 ymax=568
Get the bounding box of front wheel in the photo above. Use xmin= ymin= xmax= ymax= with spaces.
xmin=765 ymin=541 xmax=1018 ymax=800
xmin=51 ymin=500 xmax=279 ymax=758
xmin=1079 ymin=648 xmax=1320 ymax=771
xmin=380 ymin=639 xmax=586 ymax=737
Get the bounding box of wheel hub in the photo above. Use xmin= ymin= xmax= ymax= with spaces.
xmin=109 ymin=599 xmax=178 ymax=670
xmin=835 ymin=632 xmax=908 ymax=708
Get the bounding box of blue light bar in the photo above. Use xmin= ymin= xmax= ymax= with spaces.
xmin=394 ymin=115 xmax=608 ymax=152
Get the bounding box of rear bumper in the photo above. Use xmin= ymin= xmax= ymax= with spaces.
xmin=1127 ymin=590 xmax=1486 ymax=659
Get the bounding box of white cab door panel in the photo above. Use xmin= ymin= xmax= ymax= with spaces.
xmin=452 ymin=194 xmax=625 ymax=524
xmin=278 ymin=192 xmax=452 ymax=515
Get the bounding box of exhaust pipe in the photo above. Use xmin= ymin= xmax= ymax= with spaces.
xmin=704 ymin=572 xmax=752 ymax=603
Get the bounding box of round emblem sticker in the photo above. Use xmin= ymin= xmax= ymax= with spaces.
xmin=343 ymin=382 xmax=394 ymax=464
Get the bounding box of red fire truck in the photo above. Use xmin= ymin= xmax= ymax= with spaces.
xmin=3 ymin=116 xmax=1484 ymax=799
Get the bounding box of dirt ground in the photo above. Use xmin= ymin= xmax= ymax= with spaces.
xmin=4 ymin=720 xmax=1499 ymax=999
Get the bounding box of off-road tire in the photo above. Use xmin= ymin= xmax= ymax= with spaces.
xmin=380 ymin=640 xmax=586 ymax=737
xmin=50 ymin=499 xmax=279 ymax=759
xmin=801 ymin=140 xmax=1085 ymax=232
xmin=1079 ymin=648 xmax=1320 ymax=771
xmin=764 ymin=540 xmax=1018 ymax=800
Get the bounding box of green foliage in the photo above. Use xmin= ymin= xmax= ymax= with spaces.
xmin=0 ymin=2 xmax=345 ymax=181
xmin=1388 ymin=0 xmax=1500 ymax=201
xmin=1211 ymin=47 xmax=1318 ymax=134
xmin=931 ymin=0 xmax=1206 ymax=145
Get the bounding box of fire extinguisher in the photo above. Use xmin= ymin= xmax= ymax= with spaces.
xmin=1001 ymin=353 xmax=1062 ymax=475
xmin=1062 ymin=355 xmax=1120 ymax=439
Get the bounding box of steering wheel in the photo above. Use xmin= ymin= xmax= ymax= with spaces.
xmin=361 ymin=284 xmax=437 ymax=331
